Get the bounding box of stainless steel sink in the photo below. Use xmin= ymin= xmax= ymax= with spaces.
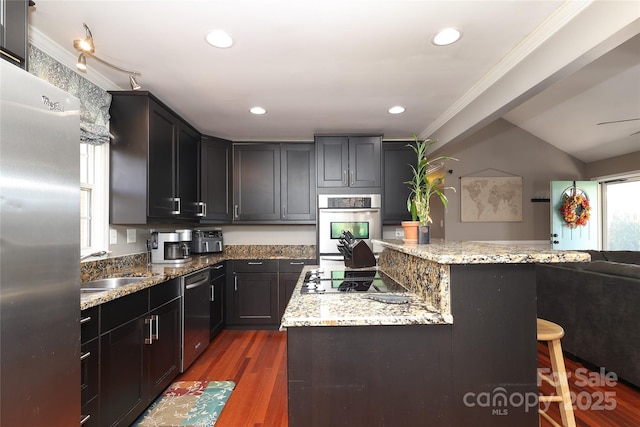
xmin=80 ymin=277 xmax=148 ymax=293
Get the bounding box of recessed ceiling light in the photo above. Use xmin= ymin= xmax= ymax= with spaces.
xmin=432 ymin=28 xmax=461 ymax=46
xmin=388 ymin=106 xmax=406 ymax=114
xmin=206 ymin=30 xmax=233 ymax=48
xmin=250 ymin=106 xmax=266 ymax=115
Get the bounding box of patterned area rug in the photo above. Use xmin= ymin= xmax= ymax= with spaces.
xmin=132 ymin=380 xmax=235 ymax=427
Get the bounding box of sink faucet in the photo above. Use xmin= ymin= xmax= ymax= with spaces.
xmin=81 ymin=250 xmax=108 ymax=261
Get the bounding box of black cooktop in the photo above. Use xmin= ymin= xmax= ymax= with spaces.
xmin=300 ymin=269 xmax=407 ymax=294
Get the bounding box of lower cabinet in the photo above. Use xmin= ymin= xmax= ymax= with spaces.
xmin=209 ymin=262 xmax=226 ymax=340
xmin=229 ymin=260 xmax=279 ymax=326
xmin=278 ymin=259 xmax=315 ymax=319
xmin=227 ymin=259 xmax=314 ymax=328
xmin=80 ymin=306 xmax=99 ymax=426
xmin=99 ymin=278 xmax=181 ymax=427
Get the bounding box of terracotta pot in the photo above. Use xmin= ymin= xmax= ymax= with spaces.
xmin=401 ymin=220 xmax=419 ymax=244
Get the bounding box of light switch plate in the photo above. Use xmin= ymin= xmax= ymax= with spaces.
xmin=395 ymin=228 xmax=404 ymax=237
xmin=109 ymin=228 xmax=118 ymax=244
xmin=126 ymin=229 xmax=136 ymax=244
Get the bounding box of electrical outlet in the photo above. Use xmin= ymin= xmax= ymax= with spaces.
xmin=126 ymin=229 xmax=136 ymax=244
xmin=109 ymin=228 xmax=118 ymax=244
xmin=395 ymin=228 xmax=404 ymax=237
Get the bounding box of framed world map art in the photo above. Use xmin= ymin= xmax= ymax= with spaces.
xmin=460 ymin=176 xmax=523 ymax=222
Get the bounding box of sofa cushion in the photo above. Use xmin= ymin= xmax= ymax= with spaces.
xmin=601 ymin=251 xmax=640 ymax=265
xmin=581 ymin=250 xmax=607 ymax=261
xmin=580 ymin=260 xmax=640 ymax=279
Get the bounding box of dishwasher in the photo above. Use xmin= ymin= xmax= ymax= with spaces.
xmin=181 ymin=269 xmax=211 ymax=372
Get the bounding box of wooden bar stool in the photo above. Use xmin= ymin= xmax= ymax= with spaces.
xmin=537 ymin=318 xmax=576 ymax=427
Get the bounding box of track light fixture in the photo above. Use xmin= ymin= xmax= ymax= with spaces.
xmin=73 ymin=23 xmax=142 ymax=91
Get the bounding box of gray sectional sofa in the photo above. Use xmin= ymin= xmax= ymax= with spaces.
xmin=536 ymin=250 xmax=640 ymax=388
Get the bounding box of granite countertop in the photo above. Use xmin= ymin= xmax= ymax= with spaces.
xmin=81 ymin=245 xmax=316 ymax=310
xmin=373 ymin=238 xmax=591 ymax=264
xmin=280 ymin=266 xmax=452 ymax=328
xmin=80 ymin=254 xmax=226 ymax=310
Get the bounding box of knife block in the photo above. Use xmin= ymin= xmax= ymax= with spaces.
xmin=344 ymin=240 xmax=376 ymax=268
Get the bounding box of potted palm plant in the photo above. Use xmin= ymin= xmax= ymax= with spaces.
xmin=402 ymin=134 xmax=457 ymax=243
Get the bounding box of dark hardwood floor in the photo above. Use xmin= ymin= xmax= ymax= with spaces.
xmin=177 ymin=330 xmax=640 ymax=427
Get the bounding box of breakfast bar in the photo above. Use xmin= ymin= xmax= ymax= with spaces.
xmin=282 ymin=239 xmax=589 ymax=427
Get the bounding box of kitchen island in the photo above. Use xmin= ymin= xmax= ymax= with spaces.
xmin=281 ymin=239 xmax=589 ymax=427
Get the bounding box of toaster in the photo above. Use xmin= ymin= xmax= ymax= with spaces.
xmin=191 ymin=229 xmax=224 ymax=254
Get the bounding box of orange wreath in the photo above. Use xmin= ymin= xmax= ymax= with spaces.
xmin=560 ymin=192 xmax=591 ymax=228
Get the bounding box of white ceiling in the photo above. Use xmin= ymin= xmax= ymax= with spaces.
xmin=28 ymin=1 xmax=640 ymax=163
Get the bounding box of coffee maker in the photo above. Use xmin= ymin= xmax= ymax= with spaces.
xmin=149 ymin=230 xmax=192 ymax=264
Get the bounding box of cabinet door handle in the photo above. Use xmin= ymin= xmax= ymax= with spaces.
xmin=80 ymin=414 xmax=91 ymax=425
xmin=197 ymin=201 xmax=206 ymax=217
xmin=211 ymin=284 xmax=215 ymax=302
xmin=80 ymin=316 xmax=92 ymax=324
xmin=234 ymin=204 xmax=239 ymax=218
xmin=289 ymin=261 xmax=304 ymax=265
xmin=234 ymin=275 xmax=238 ymax=292
xmin=212 ymin=264 xmax=223 ymax=270
xmin=350 ymin=170 xmax=354 ymax=186
xmin=282 ymin=204 xmax=286 ymax=218
xmin=171 ymin=197 xmax=181 ymax=215
xmin=247 ymin=261 xmax=263 ymax=265
xmin=80 ymin=351 xmax=91 ymax=361
xmin=145 ymin=317 xmax=154 ymax=344
xmin=343 ymin=170 xmax=348 ymax=185
xmin=152 ymin=314 xmax=159 ymax=340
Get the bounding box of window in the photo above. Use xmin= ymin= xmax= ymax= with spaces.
xmin=80 ymin=143 xmax=108 ymax=255
xmin=602 ymin=177 xmax=640 ymax=250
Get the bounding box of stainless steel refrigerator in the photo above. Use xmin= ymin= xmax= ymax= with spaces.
xmin=0 ymin=60 xmax=81 ymax=425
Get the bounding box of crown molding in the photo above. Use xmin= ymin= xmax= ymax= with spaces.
xmin=28 ymin=26 xmax=121 ymax=91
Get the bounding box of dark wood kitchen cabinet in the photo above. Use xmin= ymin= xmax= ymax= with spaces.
xmin=281 ymin=143 xmax=316 ymax=221
xmin=233 ymin=143 xmax=315 ymax=223
xmin=209 ymin=262 xmax=226 ymax=340
xmin=278 ymin=259 xmax=315 ymax=319
xmin=200 ymin=136 xmax=233 ymax=223
xmin=0 ymin=0 xmax=28 ymax=68
xmin=80 ymin=306 xmax=99 ymax=427
xmin=228 ymin=260 xmax=279 ymax=327
xmin=99 ymin=290 xmax=148 ymax=427
xmin=382 ymin=141 xmax=413 ymax=223
xmin=109 ymin=91 xmax=203 ymax=224
xmin=99 ymin=278 xmax=181 ymax=427
xmin=316 ymin=135 xmax=382 ymax=190
xmin=233 ymin=143 xmax=280 ymax=221
xmin=147 ymin=280 xmax=181 ymax=401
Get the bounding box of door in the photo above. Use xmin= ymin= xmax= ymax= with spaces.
xmin=176 ymin=121 xmax=201 ymax=219
xmin=148 ymin=100 xmax=178 ymax=218
xmin=349 ymin=136 xmax=381 ymax=188
xmin=210 ymin=263 xmax=226 ymax=339
xmin=233 ymin=272 xmax=279 ymax=325
xmin=550 ymin=180 xmax=599 ymax=250
xmin=201 ymin=136 xmax=232 ymax=222
xmin=147 ymin=298 xmax=181 ymax=399
xmin=316 ymin=136 xmax=349 ymax=187
xmin=281 ymin=143 xmax=316 ymax=221
xmin=233 ymin=144 xmax=281 ymax=221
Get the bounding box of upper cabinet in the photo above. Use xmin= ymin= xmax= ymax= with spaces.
xmin=200 ymin=136 xmax=233 ymax=223
xmin=0 ymin=0 xmax=28 ymax=68
xmin=233 ymin=142 xmax=315 ymax=223
xmin=382 ymin=141 xmax=413 ymax=223
xmin=109 ymin=91 xmax=203 ymax=224
xmin=316 ymin=135 xmax=382 ymax=190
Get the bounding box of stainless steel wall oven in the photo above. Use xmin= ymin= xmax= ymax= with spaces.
xmin=317 ymin=194 xmax=381 ymax=263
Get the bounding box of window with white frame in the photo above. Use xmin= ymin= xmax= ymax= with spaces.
xmin=602 ymin=176 xmax=640 ymax=250
xmin=80 ymin=143 xmax=108 ymax=255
